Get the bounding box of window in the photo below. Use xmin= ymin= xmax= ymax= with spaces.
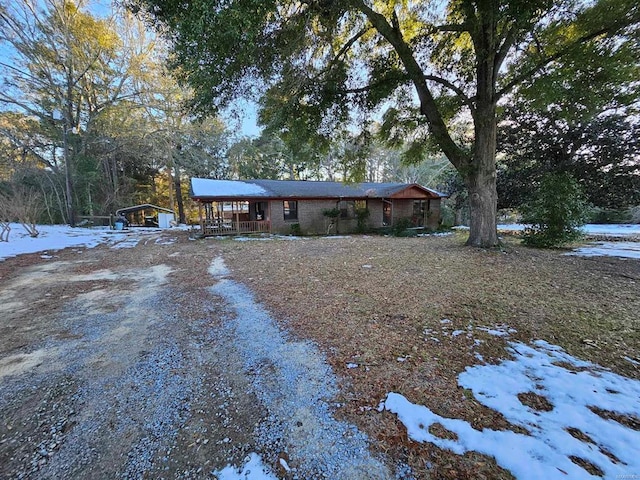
xmin=413 ymin=200 xmax=427 ymax=217
xmin=338 ymin=200 xmax=366 ymax=219
xmin=413 ymin=200 xmax=430 ymax=227
xmin=283 ymin=201 xmax=298 ymax=221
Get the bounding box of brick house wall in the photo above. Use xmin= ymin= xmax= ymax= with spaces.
xmin=269 ymin=199 xmax=340 ymax=235
xmin=269 ymin=200 xmax=286 ymax=233
xmin=299 ymin=200 xmax=340 ymax=235
xmin=367 ymin=199 xmax=384 ymax=228
xmin=393 ymin=199 xmax=414 ymax=223
xmin=269 ymin=197 xmax=442 ymax=234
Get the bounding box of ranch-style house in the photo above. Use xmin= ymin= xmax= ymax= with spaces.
xmin=190 ymin=178 xmax=447 ymax=236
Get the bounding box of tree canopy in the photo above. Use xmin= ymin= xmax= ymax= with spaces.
xmin=132 ymin=0 xmax=640 ymax=246
xmin=0 ymin=0 xmax=234 ymax=225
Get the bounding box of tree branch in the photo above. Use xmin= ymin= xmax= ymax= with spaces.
xmin=434 ymin=23 xmax=468 ymax=32
xmin=347 ymin=0 xmax=468 ymax=169
xmin=342 ymin=73 xmax=474 ymax=111
xmin=423 ymin=75 xmax=475 ymax=110
xmin=494 ymin=24 xmax=519 ymax=79
xmin=498 ymin=19 xmax=640 ymax=99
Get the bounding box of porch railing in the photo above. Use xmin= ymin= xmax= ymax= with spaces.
xmin=201 ymin=220 xmax=271 ymax=236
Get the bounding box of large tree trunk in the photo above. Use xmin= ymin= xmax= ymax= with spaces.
xmin=173 ymin=165 xmax=186 ymax=224
xmin=465 ymin=104 xmax=499 ymax=247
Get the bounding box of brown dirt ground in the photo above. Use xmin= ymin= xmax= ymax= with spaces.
xmin=1 ymin=229 xmax=638 ymax=479
xmin=215 ymin=231 xmax=639 ymax=480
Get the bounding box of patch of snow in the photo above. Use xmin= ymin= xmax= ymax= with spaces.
xmin=346 ymin=363 xmax=359 ymax=369
xmin=498 ymin=223 xmax=640 ymax=237
xmin=0 ymin=224 xmax=124 ymax=261
xmin=232 ymin=235 xmax=303 ymax=242
xmin=567 ymin=241 xmax=640 ymax=259
xmin=440 ymin=319 xmax=451 ymax=324
xmin=214 ymin=453 xmax=278 ymax=480
xmin=476 ymin=325 xmax=513 ymax=337
xmin=208 ymin=257 xmax=393 ymax=479
xmin=579 ymin=224 xmax=640 ymax=237
xmin=383 ymin=340 xmax=640 ymax=480
xmin=154 ymin=237 xmax=176 ymax=245
xmin=110 ymin=237 xmax=140 ymax=249
xmin=208 ymin=257 xmax=230 ymax=277
xmin=279 ymin=457 xmax=292 ymax=472
xmin=417 ymin=232 xmax=453 ymax=237
xmin=451 ymin=330 xmax=465 ymax=337
xmin=191 ymin=178 xmax=267 ymax=197
xmin=361 ymin=264 xmax=373 ymax=269
xmin=624 ymin=356 xmax=640 ymax=367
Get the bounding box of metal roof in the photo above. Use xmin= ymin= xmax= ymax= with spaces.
xmin=190 ymin=178 xmax=446 ymax=200
xmin=115 ymin=204 xmax=175 ymax=216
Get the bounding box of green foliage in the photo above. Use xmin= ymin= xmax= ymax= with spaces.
xmin=391 ymin=218 xmax=417 ymax=237
xmin=355 ymin=207 xmax=370 ymax=233
xmin=132 ymin=0 xmax=640 ymax=246
xmin=322 ymin=207 xmax=340 ymax=218
xmin=520 ymin=173 xmax=590 ymax=248
xmin=498 ymin=112 xmax=640 ymax=210
xmin=587 ymin=207 xmax=633 ymax=225
xmin=289 ymin=223 xmax=302 ymax=236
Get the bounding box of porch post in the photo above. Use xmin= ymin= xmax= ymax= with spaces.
xmin=234 ymin=202 xmax=240 ymax=233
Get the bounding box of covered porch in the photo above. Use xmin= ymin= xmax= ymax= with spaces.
xmin=198 ymin=200 xmax=271 ymax=236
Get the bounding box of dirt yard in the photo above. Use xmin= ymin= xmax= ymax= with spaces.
xmin=1 ymin=230 xmax=638 ymax=479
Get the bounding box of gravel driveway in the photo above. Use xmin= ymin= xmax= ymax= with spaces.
xmin=0 ymin=231 xmax=397 ymax=479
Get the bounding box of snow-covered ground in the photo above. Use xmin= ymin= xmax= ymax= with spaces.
xmin=498 ymin=223 xmax=640 ymax=237
xmin=2 ymin=224 xmax=640 ymax=479
xmin=0 ymin=224 xmax=122 ymax=261
xmin=383 ymin=340 xmax=640 ymax=480
xmin=498 ymin=223 xmax=640 ymax=259
xmin=0 ymin=223 xmax=186 ymax=261
xmin=567 ymin=241 xmax=640 ymax=259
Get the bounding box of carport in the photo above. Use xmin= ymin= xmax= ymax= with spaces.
xmin=115 ymin=204 xmax=176 ymax=228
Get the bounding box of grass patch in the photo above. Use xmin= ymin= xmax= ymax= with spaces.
xmin=216 ymin=232 xmax=639 ymax=479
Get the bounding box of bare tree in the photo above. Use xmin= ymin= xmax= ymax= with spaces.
xmin=0 ymin=185 xmax=44 ymax=237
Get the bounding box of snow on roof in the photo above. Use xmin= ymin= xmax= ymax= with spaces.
xmin=116 ymin=204 xmax=175 ymax=215
xmin=190 ymin=178 xmax=445 ymax=199
xmin=190 ymin=178 xmax=268 ymax=198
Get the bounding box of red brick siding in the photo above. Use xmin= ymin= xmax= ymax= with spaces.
xmin=367 ymin=199 xmax=384 ymax=228
xmin=268 ymin=197 xmax=442 ymax=234
xmin=393 ymin=199 xmax=414 ymax=223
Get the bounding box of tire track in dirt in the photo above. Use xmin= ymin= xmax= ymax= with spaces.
xmin=1 ymin=232 xmax=401 ymax=479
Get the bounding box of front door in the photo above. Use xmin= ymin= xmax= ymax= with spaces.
xmin=383 ymin=200 xmax=392 ymax=226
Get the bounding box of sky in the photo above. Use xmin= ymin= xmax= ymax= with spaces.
xmin=0 ymin=0 xmax=262 ymax=138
